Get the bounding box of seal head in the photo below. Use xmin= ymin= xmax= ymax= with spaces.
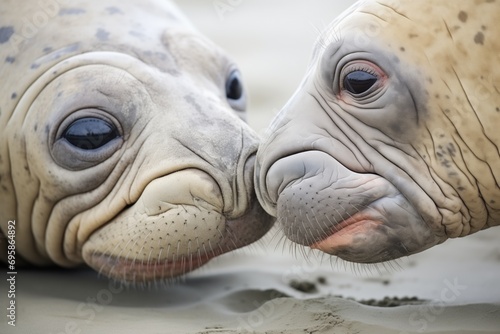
xmin=0 ymin=0 xmax=274 ymax=282
xmin=256 ymin=0 xmax=500 ymax=263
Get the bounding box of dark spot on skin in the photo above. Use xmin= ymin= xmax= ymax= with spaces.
xmin=441 ymin=159 xmax=451 ymax=168
xmin=447 ymin=143 xmax=456 ymax=157
xmin=389 ymin=122 xmax=403 ymax=134
xmin=45 ymin=125 xmax=50 ymax=134
xmin=435 ymin=94 xmax=440 ymax=99
xmin=5 ymin=56 xmax=15 ymax=63
xmin=106 ymin=6 xmax=123 ymax=15
xmin=95 ymin=28 xmax=110 ymax=41
xmin=458 ymin=11 xmax=468 ymax=23
xmin=129 ymin=30 xmax=144 ymax=38
xmin=184 ymin=95 xmax=203 ymax=114
xmin=481 ymin=25 xmax=487 ymax=31
xmin=31 ymin=63 xmax=40 ymax=69
xmin=155 ymin=52 xmax=167 ymax=61
xmin=43 ymin=46 xmax=53 ymax=53
xmin=0 ymin=26 xmax=14 ymax=44
xmin=457 ymin=186 xmax=466 ymax=191
xmin=59 ymin=8 xmax=86 ymax=15
xmin=474 ymin=31 xmax=485 ymax=45
xmin=11 ymin=92 xmax=17 ymax=99
xmin=491 ymin=200 xmax=496 ymax=204
xmin=496 ymin=107 xmax=500 ymax=112
xmin=408 ymin=33 xmax=418 ymax=38
xmin=34 ymin=124 xmax=38 ymax=131
xmin=399 ymin=47 xmax=405 ymax=52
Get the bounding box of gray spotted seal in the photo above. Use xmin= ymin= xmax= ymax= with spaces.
xmin=256 ymin=0 xmax=500 ymax=263
xmin=0 ymin=0 xmax=274 ymax=282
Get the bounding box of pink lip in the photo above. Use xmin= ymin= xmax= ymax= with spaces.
xmin=310 ymin=213 xmax=383 ymax=253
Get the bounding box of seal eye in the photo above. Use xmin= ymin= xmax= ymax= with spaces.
xmin=225 ymin=70 xmax=246 ymax=112
xmin=343 ymin=70 xmax=378 ymax=95
xmin=226 ymin=70 xmax=243 ymax=101
xmin=63 ymin=117 xmax=119 ymax=150
xmin=226 ymin=71 xmax=243 ymax=100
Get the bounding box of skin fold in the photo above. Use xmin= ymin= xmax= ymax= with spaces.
xmin=256 ymin=0 xmax=500 ymax=263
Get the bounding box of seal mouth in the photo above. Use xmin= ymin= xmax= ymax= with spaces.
xmin=309 ymin=212 xmax=384 ymax=253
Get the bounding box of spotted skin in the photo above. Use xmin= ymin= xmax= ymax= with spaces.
xmin=0 ymin=0 xmax=274 ymax=282
xmin=256 ymin=0 xmax=500 ymax=263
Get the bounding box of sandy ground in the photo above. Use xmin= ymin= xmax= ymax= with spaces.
xmin=2 ymin=1 xmax=500 ymax=333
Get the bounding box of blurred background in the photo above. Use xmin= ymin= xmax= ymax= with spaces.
xmin=175 ymin=0 xmax=353 ymax=134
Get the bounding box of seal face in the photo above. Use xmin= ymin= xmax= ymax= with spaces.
xmin=0 ymin=0 xmax=274 ymax=282
xmin=256 ymin=0 xmax=500 ymax=263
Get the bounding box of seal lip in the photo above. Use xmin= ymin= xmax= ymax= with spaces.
xmin=309 ymin=212 xmax=383 ymax=251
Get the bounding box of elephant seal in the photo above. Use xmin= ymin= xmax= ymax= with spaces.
xmin=256 ymin=0 xmax=500 ymax=263
xmin=0 ymin=0 xmax=274 ymax=283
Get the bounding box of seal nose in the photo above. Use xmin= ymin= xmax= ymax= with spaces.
xmin=257 ymin=151 xmax=336 ymax=217
xmin=140 ymin=169 xmax=223 ymax=216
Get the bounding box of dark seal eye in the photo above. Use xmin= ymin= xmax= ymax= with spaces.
xmin=226 ymin=70 xmax=243 ymax=101
xmin=343 ymin=70 xmax=378 ymax=95
xmin=63 ymin=117 xmax=119 ymax=150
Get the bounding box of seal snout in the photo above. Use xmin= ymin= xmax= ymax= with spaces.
xmin=260 ymin=150 xmax=438 ymax=262
xmin=263 ymin=151 xmax=381 ymax=244
xmin=82 ymin=169 xmax=229 ymax=282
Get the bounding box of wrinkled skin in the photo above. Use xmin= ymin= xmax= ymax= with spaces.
xmin=0 ymin=0 xmax=274 ymax=283
xmin=256 ymin=0 xmax=500 ymax=263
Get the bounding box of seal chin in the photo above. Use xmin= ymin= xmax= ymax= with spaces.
xmin=81 ymin=169 xmax=229 ymax=282
xmin=84 ymin=250 xmax=216 ymax=282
